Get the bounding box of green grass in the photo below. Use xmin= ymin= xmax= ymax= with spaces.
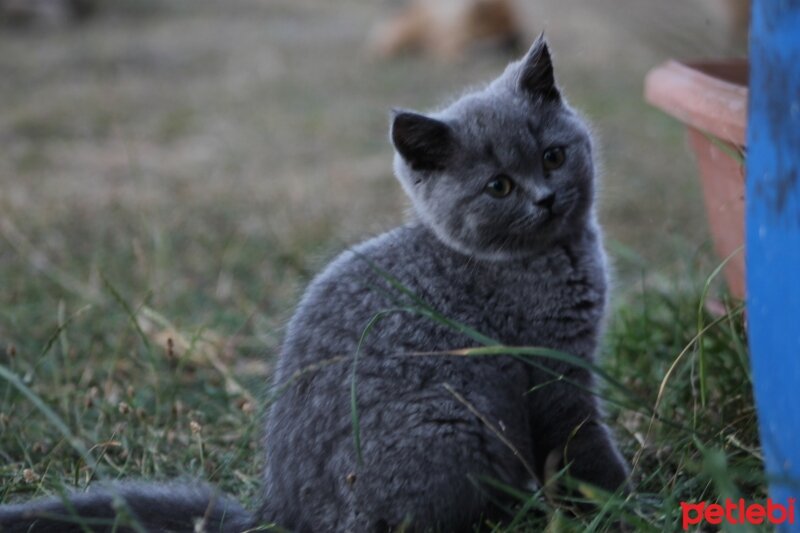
xmin=0 ymin=206 xmax=295 ymax=511
xmin=596 ymin=287 xmax=761 ymax=532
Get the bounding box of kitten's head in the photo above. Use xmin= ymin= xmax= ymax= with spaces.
xmin=391 ymin=37 xmax=597 ymax=260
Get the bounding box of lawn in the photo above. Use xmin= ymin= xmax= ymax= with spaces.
xmin=0 ymin=0 xmax=761 ymax=531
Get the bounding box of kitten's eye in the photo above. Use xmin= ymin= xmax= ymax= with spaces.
xmin=542 ymin=147 xmax=566 ymax=171
xmin=485 ymin=175 xmax=514 ymax=198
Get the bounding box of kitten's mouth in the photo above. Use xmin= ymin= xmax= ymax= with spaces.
xmin=508 ymin=209 xmax=559 ymax=233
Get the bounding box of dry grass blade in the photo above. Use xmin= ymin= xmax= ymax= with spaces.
xmin=137 ymin=306 xmax=255 ymax=403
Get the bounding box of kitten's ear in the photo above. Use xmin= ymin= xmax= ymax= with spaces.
xmin=391 ymin=111 xmax=454 ymax=171
xmin=518 ymin=35 xmax=560 ymax=103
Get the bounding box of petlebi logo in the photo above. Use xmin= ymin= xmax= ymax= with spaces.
xmin=681 ymin=498 xmax=796 ymax=530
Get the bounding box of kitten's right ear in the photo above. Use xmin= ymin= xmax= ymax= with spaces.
xmin=517 ymin=35 xmax=560 ymax=103
xmin=391 ymin=111 xmax=454 ymax=171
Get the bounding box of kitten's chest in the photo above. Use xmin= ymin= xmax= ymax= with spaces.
xmin=430 ymin=249 xmax=606 ymax=350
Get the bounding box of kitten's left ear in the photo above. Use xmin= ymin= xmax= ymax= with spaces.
xmin=518 ymin=35 xmax=560 ymax=103
xmin=391 ymin=111 xmax=455 ymax=171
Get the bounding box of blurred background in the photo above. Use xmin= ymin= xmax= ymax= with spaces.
xmin=0 ymin=0 xmax=755 ymax=510
xmin=0 ymin=1 xmax=749 ymax=316
xmin=0 ymin=0 xmax=751 ymax=361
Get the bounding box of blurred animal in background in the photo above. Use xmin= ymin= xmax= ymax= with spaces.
xmin=0 ymin=0 xmax=96 ymax=26
xmin=710 ymin=0 xmax=750 ymax=45
xmin=367 ymin=0 xmax=523 ymax=61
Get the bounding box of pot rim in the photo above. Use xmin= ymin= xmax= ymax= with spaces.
xmin=645 ymin=58 xmax=748 ymax=146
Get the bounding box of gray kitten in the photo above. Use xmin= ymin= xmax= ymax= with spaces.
xmin=0 ymin=37 xmax=628 ymax=533
xmin=261 ymin=36 xmax=628 ymax=532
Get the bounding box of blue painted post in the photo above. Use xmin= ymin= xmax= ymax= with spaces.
xmin=747 ymin=1 xmax=800 ymax=530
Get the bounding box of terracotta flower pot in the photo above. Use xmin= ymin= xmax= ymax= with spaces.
xmin=644 ymin=59 xmax=748 ymax=299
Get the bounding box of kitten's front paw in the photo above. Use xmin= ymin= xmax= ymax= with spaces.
xmin=542 ymin=437 xmax=630 ymax=510
xmin=542 ymin=446 xmax=632 ymax=533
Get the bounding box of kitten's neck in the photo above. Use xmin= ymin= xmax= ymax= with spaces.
xmin=404 ymin=214 xmax=600 ymax=268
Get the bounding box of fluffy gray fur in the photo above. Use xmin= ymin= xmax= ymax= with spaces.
xmin=0 ymin=37 xmax=628 ymax=533
xmin=261 ymin=36 xmax=628 ymax=532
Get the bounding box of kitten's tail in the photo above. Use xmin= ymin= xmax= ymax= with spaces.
xmin=0 ymin=482 xmax=255 ymax=532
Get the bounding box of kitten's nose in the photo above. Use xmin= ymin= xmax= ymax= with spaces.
xmin=536 ymin=192 xmax=555 ymax=211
